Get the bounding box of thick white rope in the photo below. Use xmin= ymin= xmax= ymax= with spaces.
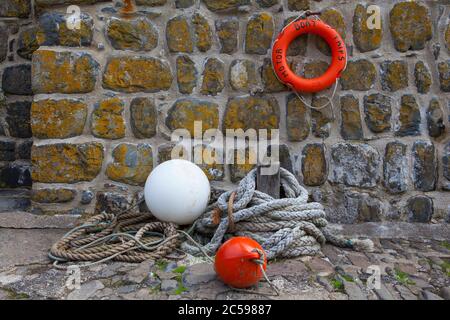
xmin=182 ymin=168 xmax=374 ymax=260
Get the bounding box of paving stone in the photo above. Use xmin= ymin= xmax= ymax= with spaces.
xmin=183 ymin=263 xmax=216 ymax=287
xmin=374 ymin=284 xmax=396 ymax=300
xmin=439 ymin=287 xmax=450 ymax=300
xmin=305 ymin=257 xmax=335 ymax=277
xmin=419 ymin=290 xmax=444 ymax=300
xmin=321 ymin=245 xmax=348 ymax=265
xmin=343 ymin=281 xmax=367 ymax=300
xmin=346 ymin=252 xmax=372 ymax=270
xmin=125 ymin=260 xmax=153 ymax=284
xmin=67 ymin=280 xmax=104 ymax=300
xmin=316 ymin=275 xmax=334 ymax=292
xmin=395 ymin=285 xmax=418 ymax=300
xmin=161 ymin=280 xmax=178 ymax=292
xmin=266 ymin=259 xmax=308 ymax=277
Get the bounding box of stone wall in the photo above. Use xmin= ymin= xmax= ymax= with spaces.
xmin=0 ymin=0 xmax=34 ymax=212
xmin=2 ymin=0 xmax=449 ymax=224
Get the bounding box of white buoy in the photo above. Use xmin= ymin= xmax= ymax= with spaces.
xmin=144 ymin=159 xmax=210 ymax=225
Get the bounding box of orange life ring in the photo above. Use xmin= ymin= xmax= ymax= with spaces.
xmin=272 ymin=19 xmax=347 ymax=93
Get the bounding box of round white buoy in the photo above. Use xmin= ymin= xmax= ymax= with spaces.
xmin=144 ymin=159 xmax=210 ymax=225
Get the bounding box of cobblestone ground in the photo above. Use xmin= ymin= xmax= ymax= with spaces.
xmin=0 ymin=236 xmax=449 ymax=300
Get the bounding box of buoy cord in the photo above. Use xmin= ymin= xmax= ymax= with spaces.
xmin=251 ymin=248 xmax=280 ymax=296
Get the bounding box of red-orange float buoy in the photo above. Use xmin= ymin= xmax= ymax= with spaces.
xmin=214 ymin=237 xmax=267 ymax=289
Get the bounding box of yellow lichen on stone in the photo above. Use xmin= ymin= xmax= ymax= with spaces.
xmin=389 ymin=2 xmax=432 ymax=52
xmin=106 ymin=144 xmax=153 ymax=186
xmin=32 ymin=50 xmax=98 ymax=94
xmin=245 ymin=12 xmax=274 ymax=54
xmin=166 ymin=16 xmax=193 ymax=53
xmin=166 ymin=99 xmax=219 ymax=136
xmin=32 ymin=143 xmax=104 ymax=183
xmin=286 ymin=94 xmax=309 ymax=142
xmin=103 ymin=56 xmax=173 ymax=93
xmin=31 ymin=99 xmax=87 ymax=139
xmin=302 ymin=144 xmax=326 ymax=186
xmin=91 ymin=97 xmax=125 ymax=139
xmin=106 ymin=17 xmax=157 ymax=51
xmin=192 ymin=13 xmax=212 ymax=52
xmin=31 ymin=188 xmax=76 ymax=203
xmin=353 ymin=4 xmax=382 ymax=53
xmin=223 ymin=96 xmax=279 ymax=135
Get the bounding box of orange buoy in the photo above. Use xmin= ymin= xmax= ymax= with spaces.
xmin=214 ymin=237 xmax=267 ymax=289
xmin=272 ymin=18 xmax=347 ymax=93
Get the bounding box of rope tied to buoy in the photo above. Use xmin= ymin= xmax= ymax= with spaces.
xmin=182 ymin=168 xmax=374 ymax=260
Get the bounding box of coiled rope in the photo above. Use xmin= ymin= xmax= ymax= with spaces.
xmin=182 ymin=168 xmax=373 ymax=260
xmin=49 ymin=168 xmax=373 ymax=266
